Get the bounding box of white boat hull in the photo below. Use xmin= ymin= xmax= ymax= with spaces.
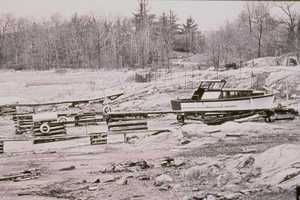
xmin=172 ymin=95 xmax=275 ymax=112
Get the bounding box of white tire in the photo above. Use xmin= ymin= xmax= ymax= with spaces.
xmin=57 ymin=116 xmax=68 ymax=123
xmin=40 ymin=122 xmax=50 ymax=134
xmin=103 ymin=105 xmax=112 ymax=114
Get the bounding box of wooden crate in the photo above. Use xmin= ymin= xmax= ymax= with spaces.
xmin=90 ymin=133 xmax=107 ymax=145
xmin=33 ymin=121 xmax=66 ymax=136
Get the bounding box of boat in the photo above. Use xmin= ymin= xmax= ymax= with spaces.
xmin=171 ymin=80 xmax=275 ymax=112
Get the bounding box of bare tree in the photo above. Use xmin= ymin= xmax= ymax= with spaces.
xmin=276 ymin=2 xmax=298 ymax=52
xmin=252 ymin=2 xmax=273 ymax=58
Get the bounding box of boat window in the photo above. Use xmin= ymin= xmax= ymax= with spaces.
xmin=210 ymin=82 xmax=225 ymax=90
xmin=200 ymin=81 xmax=226 ymax=90
xmin=199 ymin=82 xmax=211 ymax=89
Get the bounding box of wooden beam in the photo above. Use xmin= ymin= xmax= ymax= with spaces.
xmin=9 ymin=93 xmax=123 ymax=107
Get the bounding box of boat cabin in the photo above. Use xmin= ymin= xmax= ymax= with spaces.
xmin=191 ymin=80 xmax=265 ymax=100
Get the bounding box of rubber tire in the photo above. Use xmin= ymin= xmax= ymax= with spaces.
xmin=103 ymin=105 xmax=112 ymax=114
xmin=40 ymin=122 xmax=50 ymax=134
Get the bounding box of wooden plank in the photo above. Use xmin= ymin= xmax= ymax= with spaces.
xmin=11 ymin=92 xmax=123 ymax=107
xmin=109 ymin=126 xmax=148 ymax=132
xmin=33 ymin=135 xmax=76 ymax=144
xmin=107 ymin=108 xmax=272 ymax=117
xmin=108 ymin=120 xmax=147 ymax=127
xmin=108 ymin=129 xmax=168 ymax=135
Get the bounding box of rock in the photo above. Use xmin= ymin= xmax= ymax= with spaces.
xmin=161 ymin=157 xmax=185 ymax=168
xmin=124 ymin=160 xmax=151 ymax=170
xmin=174 ymin=159 xmax=185 ymax=168
xmin=180 ymin=139 xmax=191 ymax=145
xmin=93 ymin=179 xmax=100 ymax=183
xmin=136 ymin=174 xmax=150 ymax=181
xmin=222 ymin=192 xmax=241 ymax=199
xmin=59 ymin=165 xmax=76 ymax=171
xmin=100 ymin=164 xmax=127 ymax=173
xmin=159 ymin=184 xmax=171 ymax=191
xmin=216 ymin=171 xmax=232 ymax=187
xmin=117 ymin=176 xmax=128 ymax=185
xmin=206 ymin=194 xmax=217 ymax=200
xmin=88 ymin=185 xmax=98 ymax=191
xmin=183 ymin=192 xmax=206 ymax=200
xmin=184 ymin=166 xmax=206 ymax=180
xmin=103 ymin=175 xmax=120 ymax=183
xmin=161 ymin=157 xmax=175 ymax=167
xmin=237 ymin=156 xmax=255 ymax=169
xmin=154 ymin=174 xmax=173 ymax=186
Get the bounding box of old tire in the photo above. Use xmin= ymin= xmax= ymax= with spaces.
xmin=40 ymin=122 xmax=50 ymax=134
xmin=57 ymin=116 xmax=68 ymax=123
xmin=103 ymin=105 xmax=112 ymax=114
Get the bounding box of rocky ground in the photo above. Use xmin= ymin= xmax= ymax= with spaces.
xmin=0 ymin=59 xmax=300 ymax=200
xmin=0 ymin=117 xmax=300 ymax=200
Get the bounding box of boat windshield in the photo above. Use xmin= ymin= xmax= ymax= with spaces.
xmin=199 ymin=80 xmax=226 ymax=90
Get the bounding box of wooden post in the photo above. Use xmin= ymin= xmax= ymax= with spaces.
xmin=0 ymin=141 xmax=4 ymax=154
xmin=123 ymin=133 xmax=127 ymax=143
xmin=286 ymin=80 xmax=289 ymax=102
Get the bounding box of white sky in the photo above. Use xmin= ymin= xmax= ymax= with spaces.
xmin=0 ymin=0 xmax=299 ymax=31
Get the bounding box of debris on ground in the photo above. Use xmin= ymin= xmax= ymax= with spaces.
xmin=0 ymin=168 xmax=41 ymax=182
xmin=59 ymin=165 xmax=76 ymax=171
xmin=161 ymin=157 xmax=185 ymax=168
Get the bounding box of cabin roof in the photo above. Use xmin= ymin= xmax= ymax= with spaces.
xmin=222 ymin=88 xmax=253 ymax=92
xmin=200 ymin=79 xmax=226 ymax=83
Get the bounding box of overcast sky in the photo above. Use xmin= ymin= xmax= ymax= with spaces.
xmin=0 ymin=0 xmax=299 ymax=31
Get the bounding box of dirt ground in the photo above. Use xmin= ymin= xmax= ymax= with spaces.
xmin=0 ymin=67 xmax=300 ymax=200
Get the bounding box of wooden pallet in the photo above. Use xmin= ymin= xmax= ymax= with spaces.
xmin=33 ymin=121 xmax=66 ymax=136
xmin=13 ymin=113 xmax=34 ymax=134
xmin=75 ymin=112 xmax=98 ymax=126
xmin=90 ymin=132 xmax=108 ymax=145
xmin=106 ymin=114 xmax=148 ymax=142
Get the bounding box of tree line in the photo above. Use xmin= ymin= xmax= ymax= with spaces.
xmin=0 ymin=1 xmax=299 ymax=70
xmin=207 ymin=2 xmax=300 ymax=67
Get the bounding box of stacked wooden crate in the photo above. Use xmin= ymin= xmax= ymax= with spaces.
xmin=106 ymin=114 xmax=148 ymax=142
xmin=32 ymin=112 xmax=66 ymax=144
xmin=32 ymin=121 xmax=66 ymax=144
xmin=13 ymin=113 xmax=34 ymax=134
